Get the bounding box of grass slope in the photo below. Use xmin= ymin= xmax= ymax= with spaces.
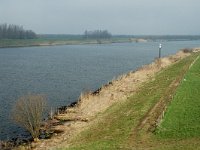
xmin=156 ymin=55 xmax=200 ymax=139
xmin=61 ymin=53 xmax=199 ymax=150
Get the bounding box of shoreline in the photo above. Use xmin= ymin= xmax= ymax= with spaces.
xmin=2 ymin=48 xmax=199 ymax=149
xmin=32 ymin=48 xmax=198 ymax=150
xmin=0 ymin=38 xmax=137 ymax=49
xmin=1 ymin=35 xmax=200 ymax=49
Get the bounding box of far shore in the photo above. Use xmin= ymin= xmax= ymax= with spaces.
xmin=0 ymin=38 xmax=144 ymax=49
xmin=1 ymin=35 xmax=200 ymax=49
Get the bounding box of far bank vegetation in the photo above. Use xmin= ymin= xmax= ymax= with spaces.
xmin=0 ymin=23 xmax=37 ymax=39
xmin=83 ymin=30 xmax=112 ymax=39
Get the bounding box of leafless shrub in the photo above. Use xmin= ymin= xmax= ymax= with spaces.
xmin=11 ymin=94 xmax=46 ymax=142
xmin=182 ymin=48 xmax=192 ymax=53
xmin=0 ymin=140 xmax=16 ymax=150
xmin=79 ymin=91 xmax=91 ymax=100
xmin=154 ymin=58 xmax=162 ymax=68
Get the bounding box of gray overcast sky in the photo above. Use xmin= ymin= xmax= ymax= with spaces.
xmin=0 ymin=0 xmax=199 ymax=35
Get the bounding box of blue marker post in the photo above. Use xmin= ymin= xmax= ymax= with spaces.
xmin=159 ymin=43 xmax=162 ymax=58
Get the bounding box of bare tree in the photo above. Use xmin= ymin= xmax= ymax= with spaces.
xmin=11 ymin=94 xmax=46 ymax=142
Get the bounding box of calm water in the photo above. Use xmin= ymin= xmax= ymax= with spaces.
xmin=0 ymin=41 xmax=200 ymax=140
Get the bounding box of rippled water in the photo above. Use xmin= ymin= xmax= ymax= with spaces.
xmin=0 ymin=41 xmax=199 ymax=140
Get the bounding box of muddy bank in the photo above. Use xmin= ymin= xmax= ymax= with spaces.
xmin=15 ymin=48 xmax=199 ymax=150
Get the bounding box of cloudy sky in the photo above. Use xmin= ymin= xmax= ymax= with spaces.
xmin=0 ymin=0 xmax=199 ymax=35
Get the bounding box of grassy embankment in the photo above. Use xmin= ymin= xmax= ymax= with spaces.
xmin=60 ymin=52 xmax=200 ymax=150
xmin=0 ymin=37 xmax=131 ymax=48
xmin=156 ymin=55 xmax=200 ymax=139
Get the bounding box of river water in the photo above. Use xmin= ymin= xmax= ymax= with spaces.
xmin=0 ymin=40 xmax=200 ymax=140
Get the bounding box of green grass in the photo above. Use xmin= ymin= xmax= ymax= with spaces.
xmin=61 ymin=53 xmax=199 ymax=150
xmin=156 ymin=55 xmax=200 ymax=139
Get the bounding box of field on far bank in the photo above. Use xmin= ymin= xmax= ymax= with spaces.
xmin=1 ymin=35 xmax=200 ymax=48
xmin=58 ymin=52 xmax=200 ymax=150
xmin=0 ymin=37 xmax=131 ymax=48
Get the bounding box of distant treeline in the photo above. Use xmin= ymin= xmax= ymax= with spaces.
xmin=84 ymin=30 xmax=112 ymax=39
xmin=0 ymin=24 xmax=37 ymax=39
xmin=38 ymin=34 xmax=83 ymax=40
